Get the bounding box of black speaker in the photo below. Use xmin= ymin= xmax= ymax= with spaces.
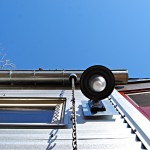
xmin=80 ymin=65 xmax=115 ymax=101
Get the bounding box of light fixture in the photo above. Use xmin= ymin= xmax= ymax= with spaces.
xmin=80 ymin=65 xmax=115 ymax=113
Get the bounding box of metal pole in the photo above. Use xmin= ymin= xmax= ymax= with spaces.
xmin=0 ymin=70 xmax=128 ymax=87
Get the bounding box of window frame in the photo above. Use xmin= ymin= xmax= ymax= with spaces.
xmin=0 ymin=97 xmax=66 ymax=128
xmin=127 ymin=91 xmax=150 ymax=107
xmin=120 ymin=91 xmax=150 ymax=121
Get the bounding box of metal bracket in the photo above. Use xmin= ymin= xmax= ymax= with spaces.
xmin=82 ymin=99 xmax=119 ymax=117
xmin=88 ymin=100 xmax=106 ymax=113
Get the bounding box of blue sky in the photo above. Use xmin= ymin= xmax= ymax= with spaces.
xmin=0 ymin=0 xmax=150 ymax=78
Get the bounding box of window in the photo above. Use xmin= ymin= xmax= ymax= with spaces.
xmin=0 ymin=107 xmax=55 ymax=123
xmin=121 ymin=90 xmax=150 ymax=120
xmin=0 ymin=97 xmax=66 ymax=128
xmin=128 ymin=92 xmax=150 ymax=107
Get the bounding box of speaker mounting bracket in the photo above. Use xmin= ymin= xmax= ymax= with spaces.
xmin=82 ymin=99 xmax=118 ymax=117
xmin=88 ymin=100 xmax=106 ymax=113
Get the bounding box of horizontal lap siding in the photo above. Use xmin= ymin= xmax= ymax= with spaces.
xmin=0 ymin=90 xmax=145 ymax=150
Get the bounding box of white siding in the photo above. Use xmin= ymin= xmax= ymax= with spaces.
xmin=0 ymin=90 xmax=146 ymax=150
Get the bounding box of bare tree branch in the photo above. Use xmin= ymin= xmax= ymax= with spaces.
xmin=0 ymin=48 xmax=16 ymax=70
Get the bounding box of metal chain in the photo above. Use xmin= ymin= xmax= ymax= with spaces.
xmin=71 ymin=78 xmax=77 ymax=150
